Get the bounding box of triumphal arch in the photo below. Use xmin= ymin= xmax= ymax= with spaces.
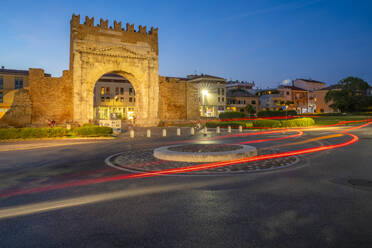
xmin=70 ymin=14 xmax=160 ymax=126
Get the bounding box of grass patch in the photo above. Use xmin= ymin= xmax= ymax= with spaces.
xmin=312 ymin=115 xmax=370 ymax=126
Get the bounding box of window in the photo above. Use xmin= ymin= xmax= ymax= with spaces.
xmin=129 ymin=97 xmax=133 ymax=102
xmin=286 ymin=91 xmax=290 ymax=95
xmin=222 ymin=97 xmax=224 ymax=102
xmin=0 ymin=92 xmax=3 ymax=103
xmin=15 ymin=78 xmax=23 ymax=89
xmin=120 ymin=97 xmax=124 ymax=102
xmin=218 ymin=97 xmax=220 ymax=102
xmin=101 ymin=97 xmax=105 ymax=102
xmin=120 ymin=88 xmax=124 ymax=94
xmin=115 ymin=87 xmax=119 ymax=95
xmin=134 ymin=97 xmax=136 ymax=102
xmin=0 ymin=77 xmax=3 ymax=89
xmin=222 ymin=88 xmax=225 ymax=95
xmin=100 ymin=87 xmax=105 ymax=95
xmin=129 ymin=88 xmax=133 ymax=95
xmin=106 ymin=87 xmax=110 ymax=94
xmin=243 ymin=100 xmax=246 ymax=104
xmin=218 ymin=88 xmax=220 ymax=95
xmin=106 ymin=97 xmax=110 ymax=101
xmin=251 ymin=100 xmax=256 ymax=104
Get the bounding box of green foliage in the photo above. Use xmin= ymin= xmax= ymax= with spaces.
xmin=72 ymin=125 xmax=113 ymax=137
xmin=252 ymin=119 xmax=282 ymax=128
xmin=206 ymin=121 xmax=253 ymax=128
xmin=0 ymin=127 xmax=68 ymax=140
xmin=281 ymin=118 xmax=315 ymax=127
xmin=257 ymin=110 xmax=297 ymax=117
xmin=245 ymin=104 xmax=256 ymax=115
xmin=325 ymin=77 xmax=372 ymax=112
xmin=252 ymin=118 xmax=315 ymax=128
xmin=219 ymin=111 xmax=245 ymax=119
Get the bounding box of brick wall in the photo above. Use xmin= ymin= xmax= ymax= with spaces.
xmin=28 ymin=69 xmax=73 ymax=126
xmin=0 ymin=89 xmax=32 ymax=127
xmin=158 ymin=76 xmax=199 ymax=122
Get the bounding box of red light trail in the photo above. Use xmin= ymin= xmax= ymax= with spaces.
xmin=0 ymin=121 xmax=370 ymax=199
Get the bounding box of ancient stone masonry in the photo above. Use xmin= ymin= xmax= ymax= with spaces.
xmin=1 ymin=14 xmax=201 ymax=127
xmin=158 ymin=76 xmax=199 ymax=122
xmin=28 ymin=69 xmax=73 ymax=126
xmin=0 ymin=89 xmax=32 ymax=127
xmin=70 ymin=14 xmax=160 ymax=126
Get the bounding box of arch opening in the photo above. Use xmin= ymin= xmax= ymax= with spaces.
xmin=93 ymin=73 xmax=136 ymax=124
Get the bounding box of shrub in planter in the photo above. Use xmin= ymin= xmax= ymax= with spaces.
xmin=0 ymin=127 xmax=69 ymax=140
xmin=252 ymin=119 xmax=282 ymax=128
xmin=72 ymin=125 xmax=113 ymax=137
xmin=219 ymin=111 xmax=245 ymax=119
xmin=281 ymin=118 xmax=315 ymax=127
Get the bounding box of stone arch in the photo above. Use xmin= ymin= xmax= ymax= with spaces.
xmin=70 ymin=15 xmax=159 ymax=126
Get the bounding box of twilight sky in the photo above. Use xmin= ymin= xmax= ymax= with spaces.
xmin=0 ymin=0 xmax=371 ymax=88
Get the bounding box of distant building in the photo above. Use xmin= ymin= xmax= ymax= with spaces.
xmin=226 ymin=80 xmax=255 ymax=91
xmin=257 ymin=89 xmax=285 ymax=111
xmin=93 ymin=74 xmax=136 ymax=120
xmin=187 ymin=74 xmax=227 ymax=117
xmin=226 ymin=89 xmax=259 ymax=114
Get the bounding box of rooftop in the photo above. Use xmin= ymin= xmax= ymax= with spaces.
xmin=227 ymin=89 xmax=257 ymax=97
xmin=295 ymin=78 xmax=326 ymax=84
xmin=0 ymin=68 xmax=51 ymax=77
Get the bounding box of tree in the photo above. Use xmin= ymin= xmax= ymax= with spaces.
xmin=325 ymin=77 xmax=372 ymax=112
xmin=245 ymin=104 xmax=256 ymax=116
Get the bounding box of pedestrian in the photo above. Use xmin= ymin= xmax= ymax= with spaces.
xmin=47 ymin=119 xmax=52 ymax=128
xmin=51 ymin=120 xmax=56 ymax=127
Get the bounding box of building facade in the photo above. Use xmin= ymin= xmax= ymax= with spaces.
xmin=226 ymin=89 xmax=259 ymax=114
xmin=187 ymin=74 xmax=227 ymax=117
xmin=93 ymin=74 xmax=136 ymax=121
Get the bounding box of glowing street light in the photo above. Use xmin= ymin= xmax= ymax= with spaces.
xmin=202 ymin=89 xmax=209 ymax=96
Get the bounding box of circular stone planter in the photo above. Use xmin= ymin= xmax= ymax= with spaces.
xmin=153 ymin=144 xmax=257 ymax=163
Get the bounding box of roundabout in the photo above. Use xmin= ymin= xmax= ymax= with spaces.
xmin=153 ymin=144 xmax=257 ymax=162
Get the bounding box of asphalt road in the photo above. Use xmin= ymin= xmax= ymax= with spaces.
xmin=0 ymin=126 xmax=372 ymax=248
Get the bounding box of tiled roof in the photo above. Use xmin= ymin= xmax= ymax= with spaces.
xmin=187 ymin=74 xmax=226 ymax=81
xmin=295 ymin=78 xmax=326 ymax=84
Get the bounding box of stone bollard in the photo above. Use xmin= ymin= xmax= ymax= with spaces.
xmin=228 ymin=126 xmax=231 ymax=133
xmin=190 ymin=127 xmax=195 ymax=135
xmin=177 ymin=128 xmax=181 ymax=136
xmin=146 ymin=129 xmax=151 ymax=138
xmin=239 ymin=125 xmax=243 ymax=132
xmin=216 ymin=126 xmax=220 ymax=134
xmin=130 ymin=129 xmax=135 ymax=138
xmin=162 ymin=129 xmax=167 ymax=137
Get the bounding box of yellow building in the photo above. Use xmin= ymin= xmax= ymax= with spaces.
xmin=93 ymin=74 xmax=136 ymax=121
xmin=0 ymin=68 xmax=35 ymax=118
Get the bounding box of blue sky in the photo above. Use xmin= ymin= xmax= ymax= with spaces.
xmin=0 ymin=0 xmax=371 ymax=87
